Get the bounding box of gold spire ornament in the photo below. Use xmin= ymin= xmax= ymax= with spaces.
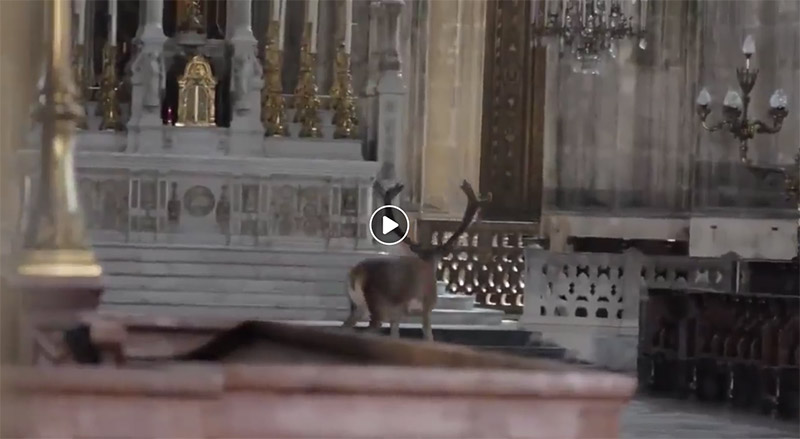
xmin=261 ymin=22 xmax=288 ymax=137
xmin=17 ymin=0 xmax=102 ymax=283
xmin=98 ymin=43 xmax=124 ymax=131
xmin=293 ymin=23 xmax=321 ymax=138
xmin=72 ymin=45 xmax=88 ymax=130
xmin=330 ymin=43 xmax=359 ymax=139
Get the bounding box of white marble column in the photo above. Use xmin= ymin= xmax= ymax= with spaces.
xmin=127 ymin=0 xmax=167 ymax=151
xmin=419 ymin=0 xmax=486 ymax=217
xmin=376 ymin=0 xmax=407 ymax=190
xmin=228 ymin=0 xmax=264 ymax=147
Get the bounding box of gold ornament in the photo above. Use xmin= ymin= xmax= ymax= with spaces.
xmin=176 ymin=55 xmax=217 ymax=127
xmin=98 ymin=43 xmax=123 ymax=131
xmin=330 ymin=43 xmax=359 ymax=139
xmin=17 ymin=0 xmax=102 ymax=282
xmin=293 ymin=23 xmax=321 ymax=138
xmin=261 ymin=22 xmax=287 ymax=137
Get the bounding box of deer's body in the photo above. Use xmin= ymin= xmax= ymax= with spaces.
xmin=340 ymin=180 xmax=490 ymax=342
xmin=343 ymin=256 xmax=438 ymax=339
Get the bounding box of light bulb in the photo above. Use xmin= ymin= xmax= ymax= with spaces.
xmin=723 ymin=90 xmax=743 ymax=109
xmin=769 ymin=89 xmax=788 ymax=109
xmin=742 ymin=35 xmax=756 ymax=56
xmin=696 ymin=88 xmax=712 ymax=106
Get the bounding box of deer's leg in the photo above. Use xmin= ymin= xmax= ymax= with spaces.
xmin=421 ymin=303 xmax=435 ymax=341
xmin=390 ymin=318 xmax=401 ymax=338
xmin=341 ymin=301 xmax=365 ymax=329
xmin=367 ymin=300 xmax=384 ymax=333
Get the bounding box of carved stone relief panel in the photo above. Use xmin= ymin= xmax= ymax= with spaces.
xmin=77 ymin=172 xmax=130 ymax=233
xmin=298 ymin=186 xmax=331 ymax=238
xmin=240 ymin=183 xmax=260 ymax=236
xmin=270 ymin=184 xmax=298 ymax=236
xmin=339 ymin=186 xmax=359 ymax=238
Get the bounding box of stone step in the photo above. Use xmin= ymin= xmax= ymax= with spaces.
xmin=102 ymin=290 xmax=476 ymax=311
xmin=101 ymin=261 xmax=348 ymax=282
xmin=98 ymin=304 xmax=506 ymax=326
xmin=103 ymin=275 xmax=345 ymax=295
xmin=94 ymin=245 xmax=377 ymax=268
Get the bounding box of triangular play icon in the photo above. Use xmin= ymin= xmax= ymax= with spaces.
xmin=382 ymin=216 xmax=399 ymax=234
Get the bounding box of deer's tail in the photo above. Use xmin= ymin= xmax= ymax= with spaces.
xmin=347 ymin=264 xmax=368 ymax=310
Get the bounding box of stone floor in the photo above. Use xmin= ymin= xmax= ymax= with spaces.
xmin=623 ymin=396 xmax=800 ymax=439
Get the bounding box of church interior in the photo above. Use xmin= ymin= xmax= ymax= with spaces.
xmin=0 ymin=0 xmax=798 ymax=437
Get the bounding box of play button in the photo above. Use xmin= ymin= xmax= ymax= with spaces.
xmin=369 ymin=205 xmax=410 ymax=246
xmin=382 ymin=216 xmax=399 ymax=235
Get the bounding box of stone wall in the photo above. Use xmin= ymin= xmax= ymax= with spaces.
xmin=542 ymin=0 xmax=799 ymax=216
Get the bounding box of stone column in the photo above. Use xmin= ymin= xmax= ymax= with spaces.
xmin=419 ymin=0 xmax=486 ymax=217
xmin=376 ymin=0 xmax=407 ymax=192
xmin=228 ymin=0 xmax=264 ymax=147
xmin=127 ymin=0 xmax=167 ymax=152
xmin=364 ymin=1 xmax=383 ymax=153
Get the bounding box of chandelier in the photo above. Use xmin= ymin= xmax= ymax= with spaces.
xmin=532 ymin=0 xmax=648 ymax=75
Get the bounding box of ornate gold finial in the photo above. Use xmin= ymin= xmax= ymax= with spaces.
xmin=17 ymin=0 xmax=102 ymax=281
xmin=330 ymin=43 xmax=359 ymax=139
xmin=261 ymin=22 xmax=287 ymax=137
xmin=176 ymin=55 xmax=217 ymax=127
xmin=179 ymin=0 xmax=206 ymax=34
xmin=98 ymin=43 xmax=124 ymax=131
xmin=72 ymin=45 xmax=88 ymax=130
xmin=293 ymin=23 xmax=321 ymax=138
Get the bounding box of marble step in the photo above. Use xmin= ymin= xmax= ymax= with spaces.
xmin=98 ymin=304 xmax=506 ymax=326
xmin=101 ymin=261 xmax=348 ymax=282
xmin=103 ymin=275 xmax=346 ymax=295
xmin=95 ymin=245 xmax=377 ymax=268
xmin=102 ymin=290 xmax=476 ymax=311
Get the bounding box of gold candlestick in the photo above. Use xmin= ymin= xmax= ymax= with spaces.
xmin=17 ymin=0 xmax=102 ymax=282
xmin=98 ymin=43 xmax=123 ymax=131
xmin=72 ymin=45 xmax=88 ymax=130
xmin=261 ymin=22 xmax=287 ymax=137
xmin=293 ymin=23 xmax=321 ymax=138
xmin=330 ymin=43 xmax=359 ymax=139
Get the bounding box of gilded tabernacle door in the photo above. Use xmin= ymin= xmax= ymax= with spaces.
xmin=176 ymin=55 xmax=217 ymax=127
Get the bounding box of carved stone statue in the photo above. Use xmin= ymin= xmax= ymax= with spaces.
xmin=131 ymin=49 xmax=165 ymax=111
xmin=231 ymin=47 xmax=263 ymax=113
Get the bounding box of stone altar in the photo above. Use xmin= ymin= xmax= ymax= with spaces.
xmin=17 ymin=0 xmax=501 ymax=327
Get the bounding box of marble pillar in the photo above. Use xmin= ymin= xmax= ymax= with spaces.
xmin=127 ymin=0 xmax=167 ymax=151
xmin=419 ymin=0 xmax=486 ymax=217
xmin=228 ymin=0 xmax=264 ymax=138
xmin=375 ymin=0 xmax=406 ymax=185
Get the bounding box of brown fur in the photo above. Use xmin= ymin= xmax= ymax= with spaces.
xmin=341 ymin=180 xmax=490 ymax=341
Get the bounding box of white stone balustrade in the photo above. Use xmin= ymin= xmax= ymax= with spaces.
xmin=520 ymin=248 xmax=645 ymax=372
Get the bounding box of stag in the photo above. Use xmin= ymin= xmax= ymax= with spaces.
xmin=341 ymin=180 xmax=490 ymax=341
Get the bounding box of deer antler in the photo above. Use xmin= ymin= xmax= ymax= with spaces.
xmin=372 ymin=180 xmax=490 ymax=260
xmin=429 ymin=180 xmax=491 ymax=256
xmin=372 ymin=180 xmax=420 ymax=248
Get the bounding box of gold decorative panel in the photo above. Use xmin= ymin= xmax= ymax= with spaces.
xmin=177 ymin=55 xmax=217 ymax=127
xmin=480 ymin=0 xmax=546 ymax=221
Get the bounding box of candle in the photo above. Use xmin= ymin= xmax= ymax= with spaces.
xmin=308 ymin=0 xmax=319 ymax=53
xmin=344 ymin=0 xmax=353 ymax=54
xmin=75 ymin=0 xmax=86 ymax=44
xmin=109 ymin=0 xmax=117 ymax=46
xmin=278 ymin=0 xmax=286 ymax=50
